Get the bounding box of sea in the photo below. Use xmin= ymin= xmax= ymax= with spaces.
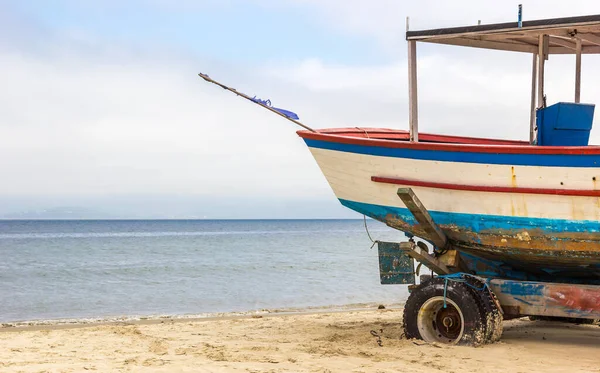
xmin=0 ymin=219 xmax=408 ymax=324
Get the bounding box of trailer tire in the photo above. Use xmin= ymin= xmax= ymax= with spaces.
xmin=403 ymin=278 xmax=486 ymax=345
xmin=464 ymin=276 xmax=503 ymax=343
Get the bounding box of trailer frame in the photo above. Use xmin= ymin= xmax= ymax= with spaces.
xmin=377 ymin=187 xmax=600 ymax=344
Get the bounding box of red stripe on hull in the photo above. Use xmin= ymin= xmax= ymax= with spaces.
xmin=371 ymin=176 xmax=600 ymax=197
xmin=298 ymin=128 xmax=600 ymax=155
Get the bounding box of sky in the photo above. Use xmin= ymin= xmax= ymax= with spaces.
xmin=1 ymin=0 xmax=599 ymax=219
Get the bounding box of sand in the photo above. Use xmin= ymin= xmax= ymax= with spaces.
xmin=1 ymin=308 xmax=599 ymax=373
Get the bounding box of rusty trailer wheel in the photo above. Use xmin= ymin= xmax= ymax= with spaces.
xmin=403 ymin=278 xmax=487 ymax=345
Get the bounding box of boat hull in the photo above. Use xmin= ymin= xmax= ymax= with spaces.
xmin=299 ymin=129 xmax=600 ymax=281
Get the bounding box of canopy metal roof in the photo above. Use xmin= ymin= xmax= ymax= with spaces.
xmin=406 ymin=14 xmax=600 ymax=54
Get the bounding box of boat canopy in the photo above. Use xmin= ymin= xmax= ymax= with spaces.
xmin=406 ymin=14 xmax=600 ymax=55
xmin=404 ymin=14 xmax=600 ymax=144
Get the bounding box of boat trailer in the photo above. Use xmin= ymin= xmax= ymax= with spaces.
xmin=378 ymin=187 xmax=600 ymax=345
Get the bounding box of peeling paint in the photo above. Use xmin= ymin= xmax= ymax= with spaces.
xmin=516 ymin=231 xmax=531 ymax=242
xmin=547 ymin=285 xmax=600 ymax=312
xmin=377 ymin=242 xmax=415 ymax=285
xmin=500 ymin=282 xmax=544 ymax=297
xmin=491 ymin=280 xmax=600 ymax=319
xmin=341 ymin=199 xmax=600 ymax=282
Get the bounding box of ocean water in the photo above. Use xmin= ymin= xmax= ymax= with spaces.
xmin=0 ymin=219 xmax=408 ymax=323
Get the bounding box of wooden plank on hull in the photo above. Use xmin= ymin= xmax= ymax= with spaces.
xmin=397 ymin=187 xmax=448 ymax=250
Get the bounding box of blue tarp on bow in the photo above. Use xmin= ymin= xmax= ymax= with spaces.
xmin=251 ymin=96 xmax=299 ymax=120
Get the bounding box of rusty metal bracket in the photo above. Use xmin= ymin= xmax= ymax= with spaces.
xmin=399 ymin=241 xmax=451 ymax=275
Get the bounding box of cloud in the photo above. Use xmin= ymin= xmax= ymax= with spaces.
xmin=252 ymin=1 xmax=600 ymax=142
xmin=274 ymin=0 xmax=600 ymax=53
xmin=1 ymin=1 xmax=600 ymax=218
xmin=0 ymin=11 xmax=345 ymax=218
xmin=0 ymin=48 xmax=330 ymax=194
xmin=267 ymin=51 xmax=600 ymax=141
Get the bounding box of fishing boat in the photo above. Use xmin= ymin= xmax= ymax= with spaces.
xmin=297 ymin=14 xmax=600 ymax=283
xmin=199 ymin=11 xmax=600 ymax=345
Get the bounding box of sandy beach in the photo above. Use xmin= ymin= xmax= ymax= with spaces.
xmin=1 ymin=308 xmax=599 ymax=373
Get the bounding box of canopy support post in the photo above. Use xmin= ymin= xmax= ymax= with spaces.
xmin=529 ymin=53 xmax=538 ymax=144
xmin=575 ymin=38 xmax=582 ymax=103
xmin=537 ymin=34 xmax=548 ymax=109
xmin=408 ymin=40 xmax=419 ymax=142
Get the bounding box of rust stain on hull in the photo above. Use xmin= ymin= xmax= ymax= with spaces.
xmin=380 ymin=214 xmax=600 ymax=274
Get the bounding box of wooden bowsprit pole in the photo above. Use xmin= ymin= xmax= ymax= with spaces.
xmin=198 ymin=73 xmax=317 ymax=133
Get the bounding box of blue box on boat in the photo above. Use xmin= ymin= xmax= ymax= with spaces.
xmin=536 ymin=102 xmax=595 ymax=146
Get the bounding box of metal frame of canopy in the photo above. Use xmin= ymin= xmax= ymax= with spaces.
xmin=405 ymin=14 xmax=600 ymax=143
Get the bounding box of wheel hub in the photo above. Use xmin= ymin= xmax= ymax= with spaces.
xmin=436 ymin=305 xmax=462 ymax=340
xmin=417 ymin=297 xmax=466 ymax=344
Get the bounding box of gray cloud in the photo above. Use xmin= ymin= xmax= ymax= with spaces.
xmin=1 ymin=1 xmax=599 ymax=218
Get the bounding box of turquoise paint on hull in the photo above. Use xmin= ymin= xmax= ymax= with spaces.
xmin=341 ymin=198 xmax=600 ymax=282
xmin=339 ymin=199 xmax=600 ymax=234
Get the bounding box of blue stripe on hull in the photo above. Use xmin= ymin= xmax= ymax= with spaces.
xmin=339 ymin=199 xmax=600 ymax=234
xmin=305 ymin=139 xmax=600 ymax=167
